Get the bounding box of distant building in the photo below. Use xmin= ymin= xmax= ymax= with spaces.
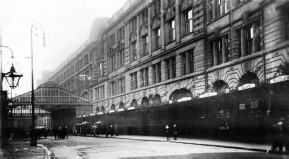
xmin=36 ymin=70 xmax=52 ymax=87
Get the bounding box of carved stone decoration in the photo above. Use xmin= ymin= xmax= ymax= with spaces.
xmin=242 ymin=12 xmax=250 ymax=26
xmin=214 ymin=27 xmax=221 ymax=38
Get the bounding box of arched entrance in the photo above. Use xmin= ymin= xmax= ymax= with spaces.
xmin=154 ymin=94 xmax=161 ymax=105
xmin=169 ymin=88 xmax=192 ymax=103
xmin=81 ymin=91 xmax=89 ymax=100
xmin=212 ymin=80 xmax=228 ymax=94
xmin=128 ymin=99 xmax=137 ymax=110
xmin=118 ymin=102 xmax=124 ymax=111
xmin=141 ymin=97 xmax=149 ymax=107
xmin=239 ymin=72 xmax=259 ymax=86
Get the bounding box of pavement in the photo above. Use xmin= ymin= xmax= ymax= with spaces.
xmin=0 ymin=135 xmax=278 ymax=158
xmin=112 ymin=135 xmax=273 ymax=153
xmin=0 ymin=138 xmax=54 ymax=159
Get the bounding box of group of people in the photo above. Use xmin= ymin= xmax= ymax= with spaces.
xmin=53 ymin=126 xmax=68 ymax=139
xmin=270 ymin=117 xmax=289 ymax=153
xmin=165 ymin=124 xmax=178 ymax=141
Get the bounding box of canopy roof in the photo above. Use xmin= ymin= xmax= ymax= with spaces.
xmin=12 ymin=81 xmax=91 ymax=111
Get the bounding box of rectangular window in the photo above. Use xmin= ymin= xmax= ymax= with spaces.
xmin=131 ymin=72 xmax=138 ymax=90
xmin=110 ymin=81 xmax=117 ymax=96
xmin=118 ymin=77 xmax=125 ymax=93
xmin=84 ymin=54 xmax=88 ymax=65
xmin=185 ymin=10 xmax=193 ymax=34
xmin=109 ymin=33 xmax=115 ymax=46
xmin=131 ymin=42 xmax=137 ymax=61
xmin=99 ymin=62 xmax=103 ymax=77
xmin=130 ymin=17 xmax=137 ymax=32
xmin=154 ymin=0 xmax=161 ymax=16
xmin=143 ymin=35 xmax=148 ymax=56
xmin=155 ymin=28 xmax=161 ymax=49
xmin=169 ymin=20 xmax=175 ymax=42
xmin=286 ymin=10 xmax=289 ymax=40
xmin=142 ymin=9 xmax=148 ymax=24
xmin=142 ymin=67 xmax=149 ymax=87
xmin=117 ymin=27 xmax=125 ymax=41
xmin=118 ymin=49 xmax=125 ymax=66
xmin=166 ymin=56 xmax=176 ymax=79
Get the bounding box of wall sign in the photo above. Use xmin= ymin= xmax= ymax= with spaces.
xmin=199 ymin=92 xmax=217 ymax=98
xmin=270 ymin=75 xmax=289 ymax=84
xmin=238 ymin=83 xmax=255 ymax=91
xmin=239 ymin=104 xmax=245 ymax=110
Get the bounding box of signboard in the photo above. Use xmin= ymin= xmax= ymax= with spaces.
xmin=199 ymin=92 xmax=217 ymax=98
xmin=270 ymin=75 xmax=289 ymax=84
xmin=128 ymin=107 xmax=135 ymax=110
xmin=239 ymin=104 xmax=245 ymax=110
xmin=238 ymin=83 xmax=255 ymax=91
xmin=250 ymin=100 xmax=258 ymax=109
xmin=118 ymin=108 xmax=124 ymax=112
xmin=177 ymin=97 xmax=191 ymax=102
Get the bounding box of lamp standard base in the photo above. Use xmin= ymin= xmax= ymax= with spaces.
xmin=30 ymin=131 xmax=37 ymax=146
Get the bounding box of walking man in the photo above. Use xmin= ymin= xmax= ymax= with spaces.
xmin=173 ymin=124 xmax=177 ymax=140
xmin=166 ymin=125 xmax=170 ymax=141
xmin=53 ymin=126 xmax=58 ymax=140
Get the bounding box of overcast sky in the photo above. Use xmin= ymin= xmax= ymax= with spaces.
xmin=0 ymin=0 xmax=126 ymax=97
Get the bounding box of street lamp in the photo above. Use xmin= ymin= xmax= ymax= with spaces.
xmin=30 ymin=23 xmax=45 ymax=146
xmin=0 ymin=45 xmax=22 ymax=147
xmin=1 ymin=46 xmax=23 ymax=89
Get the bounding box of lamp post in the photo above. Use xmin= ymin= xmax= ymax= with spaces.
xmin=0 ymin=45 xmax=23 ymax=147
xmin=30 ymin=23 xmax=45 ymax=146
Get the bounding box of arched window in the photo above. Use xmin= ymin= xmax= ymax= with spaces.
xmin=130 ymin=99 xmax=137 ymax=108
xmin=119 ymin=102 xmax=124 ymax=109
xmin=154 ymin=94 xmax=161 ymax=105
xmin=96 ymin=107 xmax=100 ymax=113
xmin=239 ymin=72 xmax=259 ymax=86
xmin=101 ymin=106 xmax=105 ymax=113
xmin=212 ymin=80 xmax=228 ymax=94
xmin=169 ymin=88 xmax=192 ymax=103
xmin=141 ymin=97 xmax=149 ymax=107
xmin=110 ymin=104 xmax=115 ymax=110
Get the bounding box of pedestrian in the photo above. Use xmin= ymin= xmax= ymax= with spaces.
xmin=173 ymin=124 xmax=177 ymax=140
xmin=65 ymin=126 xmax=68 ymax=139
xmin=110 ymin=125 xmax=114 ymax=136
xmin=271 ymin=118 xmax=286 ymax=153
xmin=165 ymin=125 xmax=170 ymax=141
xmin=115 ymin=124 xmax=118 ymax=136
xmin=53 ymin=126 xmax=58 ymax=140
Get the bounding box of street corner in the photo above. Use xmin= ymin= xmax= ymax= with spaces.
xmin=38 ymin=144 xmax=55 ymax=158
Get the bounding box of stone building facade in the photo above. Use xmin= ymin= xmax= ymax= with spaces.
xmin=49 ymin=0 xmax=289 ymax=121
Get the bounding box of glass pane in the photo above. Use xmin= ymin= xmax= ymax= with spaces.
xmin=171 ymin=20 xmax=175 ymax=29
xmin=188 ymin=10 xmax=192 ymax=19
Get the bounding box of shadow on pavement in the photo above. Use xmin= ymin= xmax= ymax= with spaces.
xmin=120 ymin=152 xmax=287 ymax=159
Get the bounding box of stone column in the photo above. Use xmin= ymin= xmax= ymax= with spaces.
xmin=161 ymin=60 xmax=168 ymax=81
xmin=148 ymin=6 xmax=152 ymax=56
xmin=137 ymin=70 xmax=143 ymax=88
xmin=176 ymin=54 xmax=184 ymax=77
xmin=148 ymin=65 xmax=155 ymax=85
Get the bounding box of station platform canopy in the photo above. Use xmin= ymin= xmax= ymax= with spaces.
xmin=12 ymin=81 xmax=91 ymax=111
